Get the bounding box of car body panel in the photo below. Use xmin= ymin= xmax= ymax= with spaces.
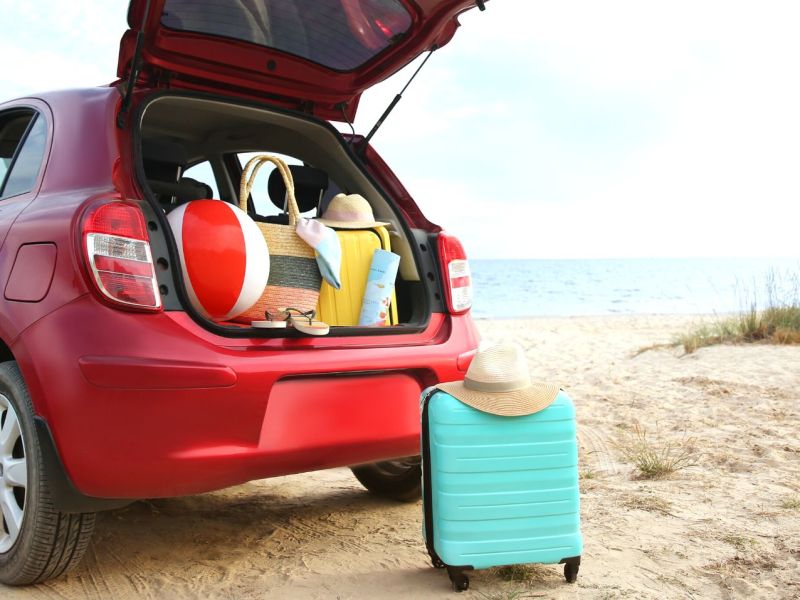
xmin=0 ymin=90 xmax=121 ymax=330
xmin=4 ymin=243 xmax=58 ymax=302
xmin=13 ymin=294 xmax=478 ymax=498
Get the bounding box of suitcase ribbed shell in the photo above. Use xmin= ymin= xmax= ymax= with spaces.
xmin=315 ymin=226 xmax=398 ymax=326
xmin=423 ymin=390 xmax=582 ymax=570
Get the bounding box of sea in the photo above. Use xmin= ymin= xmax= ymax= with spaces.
xmin=469 ymin=258 xmax=800 ymax=319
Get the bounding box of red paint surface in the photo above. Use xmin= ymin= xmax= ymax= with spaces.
xmin=78 ymin=355 xmax=237 ymax=389
xmin=456 ymin=349 xmax=476 ymax=372
xmin=4 ymin=243 xmax=58 ymax=302
xmin=14 ymin=296 xmax=478 ymax=498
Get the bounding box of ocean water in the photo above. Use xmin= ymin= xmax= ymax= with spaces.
xmin=469 ymin=258 xmax=800 ymax=319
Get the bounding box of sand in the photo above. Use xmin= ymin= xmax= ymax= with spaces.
xmin=4 ymin=315 xmax=799 ymax=599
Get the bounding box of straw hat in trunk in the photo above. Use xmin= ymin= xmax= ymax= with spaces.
xmin=316 ymin=193 xmax=389 ymax=229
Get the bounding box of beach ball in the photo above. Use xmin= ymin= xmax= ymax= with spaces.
xmin=168 ymin=200 xmax=269 ymax=321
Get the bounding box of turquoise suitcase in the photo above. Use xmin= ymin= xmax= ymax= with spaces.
xmin=421 ymin=388 xmax=582 ymax=592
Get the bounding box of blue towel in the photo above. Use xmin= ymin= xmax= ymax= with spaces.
xmin=296 ymin=218 xmax=342 ymax=289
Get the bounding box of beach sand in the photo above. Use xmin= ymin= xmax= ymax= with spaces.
xmin=4 ymin=315 xmax=799 ymax=599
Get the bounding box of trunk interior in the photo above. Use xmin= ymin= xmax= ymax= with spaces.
xmin=135 ymin=94 xmax=436 ymax=336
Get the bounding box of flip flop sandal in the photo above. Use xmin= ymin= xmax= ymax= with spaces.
xmin=251 ymin=309 xmax=288 ymax=328
xmin=278 ymin=307 xmax=330 ymax=336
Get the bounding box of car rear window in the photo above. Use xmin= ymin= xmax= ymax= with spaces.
xmin=160 ymin=0 xmax=413 ymax=71
xmin=0 ymin=112 xmax=34 ymax=189
xmin=0 ymin=111 xmax=47 ymax=200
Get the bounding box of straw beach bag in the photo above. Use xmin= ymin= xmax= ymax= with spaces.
xmin=233 ymin=155 xmax=321 ymax=323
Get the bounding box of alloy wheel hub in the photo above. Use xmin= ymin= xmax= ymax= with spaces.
xmin=0 ymin=393 xmax=27 ymax=553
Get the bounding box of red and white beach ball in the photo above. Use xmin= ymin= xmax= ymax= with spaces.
xmin=168 ymin=200 xmax=269 ymax=321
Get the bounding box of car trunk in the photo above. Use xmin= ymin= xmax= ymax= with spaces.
xmin=134 ymin=92 xmax=443 ymax=337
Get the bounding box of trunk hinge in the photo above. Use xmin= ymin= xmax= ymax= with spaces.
xmin=339 ymin=103 xmax=357 ymax=143
xmin=152 ymin=68 xmax=172 ymax=89
xmin=299 ymin=100 xmax=315 ymax=115
xmin=117 ymin=0 xmax=154 ymax=129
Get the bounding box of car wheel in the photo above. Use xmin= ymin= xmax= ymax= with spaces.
xmin=350 ymin=456 xmax=422 ymax=502
xmin=0 ymin=361 xmax=96 ymax=585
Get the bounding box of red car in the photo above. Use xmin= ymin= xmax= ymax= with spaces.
xmin=0 ymin=0 xmax=482 ymax=585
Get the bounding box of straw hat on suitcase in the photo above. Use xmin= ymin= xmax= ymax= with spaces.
xmin=437 ymin=342 xmax=559 ymax=416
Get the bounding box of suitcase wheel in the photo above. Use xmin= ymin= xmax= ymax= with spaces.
xmin=450 ymin=574 xmax=469 ymax=592
xmin=563 ymin=557 xmax=580 ymax=583
xmin=446 ymin=567 xmax=470 ymax=592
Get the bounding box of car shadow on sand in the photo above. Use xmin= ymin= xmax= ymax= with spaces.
xmin=5 ymin=473 xmax=570 ymax=599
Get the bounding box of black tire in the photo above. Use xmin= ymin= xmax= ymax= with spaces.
xmin=0 ymin=361 xmax=96 ymax=585
xmin=350 ymin=456 xmax=422 ymax=502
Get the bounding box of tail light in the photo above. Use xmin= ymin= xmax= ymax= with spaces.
xmin=437 ymin=233 xmax=472 ymax=315
xmin=81 ymin=200 xmax=162 ymax=311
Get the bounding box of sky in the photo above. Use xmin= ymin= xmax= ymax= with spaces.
xmin=1 ymin=1 xmax=799 ymax=259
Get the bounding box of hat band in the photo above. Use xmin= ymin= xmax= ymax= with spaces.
xmin=323 ymin=208 xmax=370 ymax=222
xmin=464 ymin=375 xmax=531 ymax=393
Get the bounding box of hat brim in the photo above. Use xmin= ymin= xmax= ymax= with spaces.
xmin=315 ymin=218 xmax=390 ymax=229
xmin=436 ymin=380 xmax=560 ymax=416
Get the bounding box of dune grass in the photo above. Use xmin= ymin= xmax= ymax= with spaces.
xmin=780 ymin=497 xmax=800 ymax=510
xmin=615 ymin=424 xmax=697 ymax=479
xmin=677 ymin=269 xmax=800 ymax=353
xmin=621 ymin=493 xmax=674 ymax=515
xmin=721 ymin=534 xmax=759 ymax=551
xmin=491 ymin=563 xmax=553 ymax=584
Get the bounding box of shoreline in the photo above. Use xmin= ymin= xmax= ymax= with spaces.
xmin=472 ymin=310 xmax=742 ymax=322
xmin=472 ymin=311 xmax=740 ymax=320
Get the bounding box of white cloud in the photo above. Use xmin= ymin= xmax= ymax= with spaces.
xmin=356 ymin=0 xmax=800 ymax=258
xmin=0 ymin=1 xmax=123 ymax=99
xmin=2 ymin=0 xmax=798 ymax=258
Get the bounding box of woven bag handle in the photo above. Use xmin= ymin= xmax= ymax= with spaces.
xmin=238 ymin=155 xmax=300 ymax=225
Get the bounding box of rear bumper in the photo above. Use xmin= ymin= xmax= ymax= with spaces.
xmin=14 ymin=296 xmax=479 ymax=499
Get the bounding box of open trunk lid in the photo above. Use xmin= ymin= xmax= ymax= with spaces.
xmin=120 ymin=0 xmax=485 ymax=121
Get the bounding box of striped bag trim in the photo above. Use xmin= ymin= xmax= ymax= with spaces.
xmin=268 ymin=255 xmax=322 ymax=291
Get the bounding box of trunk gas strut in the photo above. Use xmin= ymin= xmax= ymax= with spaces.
xmin=358 ymin=0 xmax=489 ymax=151
xmin=359 ymin=47 xmax=436 ymax=153
xmin=117 ymin=0 xmax=154 ymax=128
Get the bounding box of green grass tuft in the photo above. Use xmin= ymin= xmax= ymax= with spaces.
xmin=780 ymin=496 xmax=800 ymax=510
xmin=721 ymin=534 xmax=758 ymax=551
xmin=616 ymin=424 xmax=697 ymax=479
xmin=622 ymin=494 xmax=674 ymax=515
xmin=677 ymin=269 xmax=800 ymax=353
xmin=491 ymin=563 xmax=553 ymax=584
